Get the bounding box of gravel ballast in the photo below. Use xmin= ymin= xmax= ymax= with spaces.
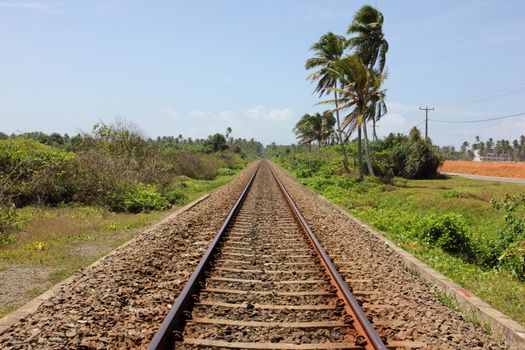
xmin=271 ymin=162 xmax=508 ymax=350
xmin=0 ymin=164 xmax=258 ymax=350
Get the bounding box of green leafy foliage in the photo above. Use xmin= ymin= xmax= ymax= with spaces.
xmin=291 ymin=153 xmax=327 ymax=178
xmin=164 ymin=189 xmax=187 ymax=205
xmin=386 ymin=134 xmax=442 ymax=179
xmin=110 ymin=183 xmax=169 ymax=213
xmin=0 ymin=206 xmax=20 ymax=245
xmin=0 ymin=138 xmax=75 ymax=206
xmin=0 ymin=122 xmax=257 ymax=218
xmin=489 ymin=194 xmax=525 ymax=279
xmin=415 ymin=214 xmax=470 ymax=254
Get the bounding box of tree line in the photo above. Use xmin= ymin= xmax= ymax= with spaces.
xmin=436 ymin=135 xmax=525 ymax=161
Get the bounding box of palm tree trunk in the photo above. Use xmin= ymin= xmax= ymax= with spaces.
xmin=357 ymin=126 xmax=364 ymax=180
xmin=334 ymin=85 xmax=350 ymax=173
xmin=372 ymin=117 xmax=378 ymax=141
xmin=362 ymin=120 xmax=375 ymax=176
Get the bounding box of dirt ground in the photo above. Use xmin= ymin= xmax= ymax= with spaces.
xmin=440 ymin=160 xmax=525 ymax=179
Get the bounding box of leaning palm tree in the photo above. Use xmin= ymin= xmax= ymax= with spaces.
xmin=294 ymin=114 xmax=316 ymax=150
xmin=293 ymin=112 xmax=336 ymax=148
xmin=305 ymin=32 xmax=350 ymax=170
xmin=320 ymin=111 xmax=336 ymax=146
xmin=368 ymin=90 xmax=387 ymax=141
xmin=347 ymin=5 xmax=389 ymax=73
xmin=322 ymin=54 xmax=386 ymax=179
xmin=347 ymin=5 xmax=389 ymax=140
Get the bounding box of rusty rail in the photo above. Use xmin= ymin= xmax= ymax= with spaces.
xmin=147 ymin=162 xmax=261 ymax=350
xmin=269 ymin=165 xmax=387 ymax=350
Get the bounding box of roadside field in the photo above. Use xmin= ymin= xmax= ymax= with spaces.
xmin=0 ymin=173 xmax=239 ymax=318
xmin=440 ymin=160 xmax=525 ymax=178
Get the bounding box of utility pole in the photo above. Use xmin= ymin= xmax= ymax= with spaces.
xmin=419 ymin=106 xmax=434 ymax=142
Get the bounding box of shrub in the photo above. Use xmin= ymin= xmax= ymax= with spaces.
xmin=172 ymin=152 xmax=220 ymax=180
xmin=109 ymin=183 xmax=169 ymax=213
xmin=499 ymin=239 xmax=525 ymax=281
xmin=0 ymin=138 xmax=75 ymax=206
xmin=416 ymin=214 xmax=471 ymax=254
xmin=165 ymin=189 xmax=187 ymax=205
xmin=291 ymin=153 xmax=326 ymax=178
xmin=0 ymin=205 xmax=21 ymax=245
xmin=392 ymin=140 xmax=441 ymax=179
xmin=481 ymin=194 xmax=525 ymax=277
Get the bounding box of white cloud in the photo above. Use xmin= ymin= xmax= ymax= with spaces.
xmin=189 ymin=109 xmax=208 ymax=118
xmin=245 ymin=105 xmax=294 ymax=122
xmin=161 ymin=105 xmax=297 ymax=145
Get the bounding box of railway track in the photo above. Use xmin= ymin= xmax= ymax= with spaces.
xmin=148 ymin=161 xmax=421 ymax=350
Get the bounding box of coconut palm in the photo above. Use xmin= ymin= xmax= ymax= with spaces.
xmin=347 ymin=5 xmax=389 ymax=73
xmin=368 ymin=90 xmax=387 ymax=141
xmin=293 ymin=112 xmax=336 ymax=148
xmin=321 ymin=54 xmax=386 ymax=179
xmin=294 ymin=114 xmax=316 ymax=150
xmin=347 ymin=5 xmax=389 ymax=140
xmin=305 ymin=32 xmax=350 ymax=170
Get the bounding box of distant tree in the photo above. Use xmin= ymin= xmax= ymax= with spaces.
xmin=49 ymin=133 xmax=64 ymax=146
xmin=409 ymin=127 xmax=422 ymax=142
xmin=204 ymin=133 xmax=228 ymax=153
xmin=461 ymin=141 xmax=469 ymax=154
xmin=0 ymin=132 xmax=8 ymax=140
xmin=294 ymin=112 xmax=336 ymax=149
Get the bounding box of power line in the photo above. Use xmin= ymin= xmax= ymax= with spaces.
xmin=429 ymin=111 xmax=525 ymax=124
xmin=435 ymin=81 xmax=525 ymax=107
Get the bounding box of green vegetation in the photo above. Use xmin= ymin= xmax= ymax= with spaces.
xmin=272 ymin=146 xmax=525 ymax=325
xmin=0 ymin=164 xmax=239 ymax=318
xmin=0 ymin=120 xmax=257 ymax=315
xmin=0 ymin=120 xmax=261 ymax=245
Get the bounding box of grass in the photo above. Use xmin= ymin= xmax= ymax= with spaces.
xmin=0 ymin=170 xmax=241 ymax=318
xmin=291 ymin=172 xmax=525 ymax=326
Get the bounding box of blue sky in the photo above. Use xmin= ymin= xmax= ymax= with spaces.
xmin=1 ymin=0 xmax=524 ymax=146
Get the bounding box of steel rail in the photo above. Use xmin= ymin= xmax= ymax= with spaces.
xmin=269 ymin=164 xmax=388 ymax=350
xmin=147 ymin=162 xmax=261 ymax=350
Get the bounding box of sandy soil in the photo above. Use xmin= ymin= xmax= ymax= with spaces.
xmin=439 ymin=160 xmax=525 ymax=179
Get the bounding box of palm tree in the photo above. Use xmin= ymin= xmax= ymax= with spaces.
xmin=322 ymin=54 xmax=386 ymax=179
xmin=368 ymin=90 xmax=387 ymax=141
xmin=294 ymin=116 xmax=313 ymax=150
xmin=293 ymin=112 xmax=336 ymax=148
xmin=347 ymin=5 xmax=389 ymax=73
xmin=305 ymin=32 xmax=350 ymax=170
xmin=320 ymin=111 xmax=336 ymax=145
xmin=347 ymin=5 xmax=389 ymax=143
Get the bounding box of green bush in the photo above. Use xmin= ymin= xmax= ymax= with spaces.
xmin=499 ymin=239 xmax=525 ymax=281
xmin=0 ymin=206 xmax=21 ymax=245
xmin=292 ymin=153 xmax=326 ymax=178
xmin=416 ymin=214 xmax=471 ymax=254
xmin=392 ymin=140 xmax=441 ymax=179
xmin=0 ymin=138 xmax=75 ymax=206
xmin=482 ymin=194 xmax=525 ymax=277
xmin=110 ymin=183 xmax=169 ymax=213
xmin=165 ymin=189 xmax=187 ymax=205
